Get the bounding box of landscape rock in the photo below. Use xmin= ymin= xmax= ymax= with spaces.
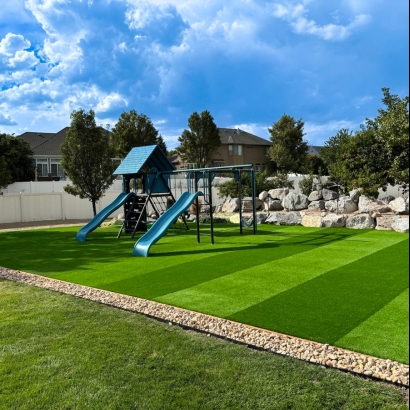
xmin=214 ymin=204 xmax=223 ymax=213
xmin=268 ymin=188 xmax=289 ymax=200
xmin=242 ymin=197 xmax=263 ymax=211
xmin=308 ymin=200 xmax=326 ymax=211
xmin=222 ymin=198 xmax=240 ymax=213
xmin=358 ymin=196 xmax=388 ymax=213
xmin=376 ymin=215 xmax=396 ymax=231
xmin=349 ymin=189 xmax=361 ymax=203
xmin=346 ymin=214 xmax=376 ymax=229
xmin=337 ymin=196 xmax=359 ymax=213
xmin=322 ymin=214 xmax=347 ymax=228
xmin=264 ymin=198 xmax=284 ymax=211
xmin=265 ymin=211 xmax=302 ymax=226
xmin=380 ymin=195 xmax=395 ymax=204
xmin=247 ymin=213 xmax=267 ymax=225
xmin=282 ymin=192 xmax=310 ymax=211
xmin=308 ymin=190 xmax=322 ymax=201
xmin=301 ymin=214 xmax=323 ymax=228
xmin=389 ymin=197 xmax=409 ymax=214
xmin=259 ymin=191 xmax=269 ymax=201
xmin=324 ymin=200 xmax=338 ymax=213
xmin=322 ymin=189 xmax=339 ymax=200
xmin=392 ymin=217 xmax=409 ymax=233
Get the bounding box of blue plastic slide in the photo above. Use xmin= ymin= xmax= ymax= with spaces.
xmin=75 ymin=192 xmax=135 ymax=242
xmin=133 ymin=191 xmax=203 ymax=257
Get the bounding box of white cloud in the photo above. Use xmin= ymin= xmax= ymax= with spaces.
xmin=95 ymin=93 xmax=128 ymax=113
xmin=304 ymin=119 xmax=358 ymax=145
xmin=0 ymin=113 xmax=18 ymax=126
xmin=272 ymin=2 xmax=371 ymax=40
xmin=0 ymin=33 xmax=31 ymax=55
xmin=8 ymin=50 xmax=39 ymax=68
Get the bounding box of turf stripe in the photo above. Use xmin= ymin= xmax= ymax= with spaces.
xmin=335 ymin=288 xmax=409 ymax=364
xmin=99 ymin=228 xmax=363 ymax=299
xmin=227 ymin=239 xmax=409 ymax=345
xmin=156 ymin=230 xmax=407 ymax=316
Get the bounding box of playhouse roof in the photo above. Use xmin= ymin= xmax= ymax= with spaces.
xmin=113 ymin=145 xmax=175 ymax=175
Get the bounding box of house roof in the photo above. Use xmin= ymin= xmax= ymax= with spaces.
xmin=308 ymin=146 xmax=323 ymax=156
xmin=19 ymin=127 xmax=69 ymax=156
xmin=218 ymin=128 xmax=271 ymax=146
xmin=113 ymin=145 xmax=175 ymax=175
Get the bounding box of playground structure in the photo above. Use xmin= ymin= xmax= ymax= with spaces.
xmin=75 ymin=145 xmax=257 ymax=256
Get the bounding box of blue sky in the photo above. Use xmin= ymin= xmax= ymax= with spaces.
xmin=0 ymin=0 xmax=408 ymax=149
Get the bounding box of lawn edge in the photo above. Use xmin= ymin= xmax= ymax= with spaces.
xmin=1 ymin=266 xmax=408 ymax=387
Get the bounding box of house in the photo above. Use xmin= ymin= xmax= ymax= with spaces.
xmin=19 ymin=127 xmax=69 ymax=181
xmin=172 ymin=128 xmax=272 ymax=171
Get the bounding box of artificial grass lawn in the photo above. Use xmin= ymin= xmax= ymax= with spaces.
xmin=0 ymin=223 xmax=408 ymax=363
xmin=0 ymin=279 xmax=408 ymax=410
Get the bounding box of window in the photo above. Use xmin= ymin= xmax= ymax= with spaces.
xmin=228 ymin=145 xmax=243 ymax=155
xmin=263 ymin=146 xmax=270 ymax=155
xmin=36 ymin=159 xmax=48 ymax=177
xmin=255 ymin=164 xmax=261 ymax=171
xmin=50 ymin=159 xmax=64 ymax=177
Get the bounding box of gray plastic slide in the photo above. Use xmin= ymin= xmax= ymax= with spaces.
xmin=132 ymin=191 xmax=202 ymax=257
xmin=75 ymin=192 xmax=135 ymax=242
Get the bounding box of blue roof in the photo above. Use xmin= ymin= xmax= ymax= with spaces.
xmin=113 ymin=145 xmax=175 ymax=175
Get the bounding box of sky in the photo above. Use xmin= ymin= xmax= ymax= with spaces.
xmin=0 ymin=0 xmax=408 ymax=150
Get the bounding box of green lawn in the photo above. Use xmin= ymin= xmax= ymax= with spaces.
xmin=0 ymin=279 xmax=408 ymax=410
xmin=0 ymin=223 xmax=408 ymax=363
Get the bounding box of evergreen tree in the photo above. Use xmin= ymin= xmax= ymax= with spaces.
xmin=0 ymin=132 xmax=34 ymax=188
xmin=60 ymin=109 xmax=116 ymax=215
xmin=268 ymin=114 xmax=308 ymax=174
xmin=177 ymin=110 xmax=221 ymax=168
xmin=111 ymin=110 xmax=160 ymax=158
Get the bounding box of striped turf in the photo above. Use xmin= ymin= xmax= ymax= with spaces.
xmin=0 ymin=224 xmax=408 ymax=363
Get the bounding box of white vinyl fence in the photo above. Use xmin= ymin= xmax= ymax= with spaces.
xmin=0 ymin=176 xmax=406 ymax=225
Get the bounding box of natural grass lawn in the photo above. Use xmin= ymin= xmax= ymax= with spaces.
xmin=0 ymin=279 xmax=408 ymax=410
xmin=0 ymin=224 xmax=408 ymax=363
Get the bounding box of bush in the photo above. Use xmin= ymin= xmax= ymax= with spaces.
xmin=218 ymin=172 xmax=294 ymax=199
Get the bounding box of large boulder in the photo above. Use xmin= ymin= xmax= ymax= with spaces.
xmin=264 ymin=198 xmax=284 ymax=211
xmin=222 ymin=198 xmax=240 ymax=213
xmin=322 ymin=214 xmax=347 ymax=228
xmin=301 ymin=214 xmax=323 ymax=228
xmin=349 ymin=189 xmax=361 ymax=203
xmin=265 ymin=211 xmax=302 ymax=226
xmin=242 ymin=197 xmax=263 ymax=211
xmin=268 ymin=188 xmax=289 ymax=200
xmin=346 ymin=214 xmax=376 ymax=229
xmin=247 ymin=213 xmax=267 ymax=225
xmin=389 ymin=197 xmax=409 ymax=214
xmin=322 ymin=189 xmax=339 ymax=200
xmin=308 ymin=200 xmax=326 ymax=211
xmin=308 ymin=190 xmax=322 ymax=201
xmin=282 ymin=192 xmax=310 ymax=211
xmin=375 ymin=215 xmax=396 ymax=231
xmin=337 ymin=196 xmax=358 ymax=213
xmin=392 ymin=217 xmax=409 ymax=233
xmin=358 ymin=196 xmax=389 ymax=213
xmin=259 ymin=191 xmax=269 ymax=201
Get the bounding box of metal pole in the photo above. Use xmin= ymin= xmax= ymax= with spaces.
xmin=208 ymin=172 xmax=214 ymax=244
xmin=251 ymin=169 xmax=257 ymax=234
xmin=238 ymin=170 xmax=243 ymax=235
xmin=195 ymin=171 xmax=200 ymax=243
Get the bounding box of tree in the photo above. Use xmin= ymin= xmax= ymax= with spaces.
xmin=319 ymin=129 xmax=353 ymax=187
xmin=320 ymin=89 xmax=409 ymax=198
xmin=111 ymin=110 xmax=161 ymax=158
xmin=156 ymin=135 xmax=168 ymax=156
xmin=0 ymin=132 xmax=34 ymax=188
xmin=177 ymin=110 xmax=221 ymax=168
xmin=268 ymin=114 xmax=309 ymax=174
xmin=368 ymin=88 xmax=409 ymax=192
xmin=60 ymin=109 xmax=116 ymax=216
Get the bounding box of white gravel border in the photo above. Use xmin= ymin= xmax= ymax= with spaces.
xmin=0 ymin=267 xmax=408 ymax=387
